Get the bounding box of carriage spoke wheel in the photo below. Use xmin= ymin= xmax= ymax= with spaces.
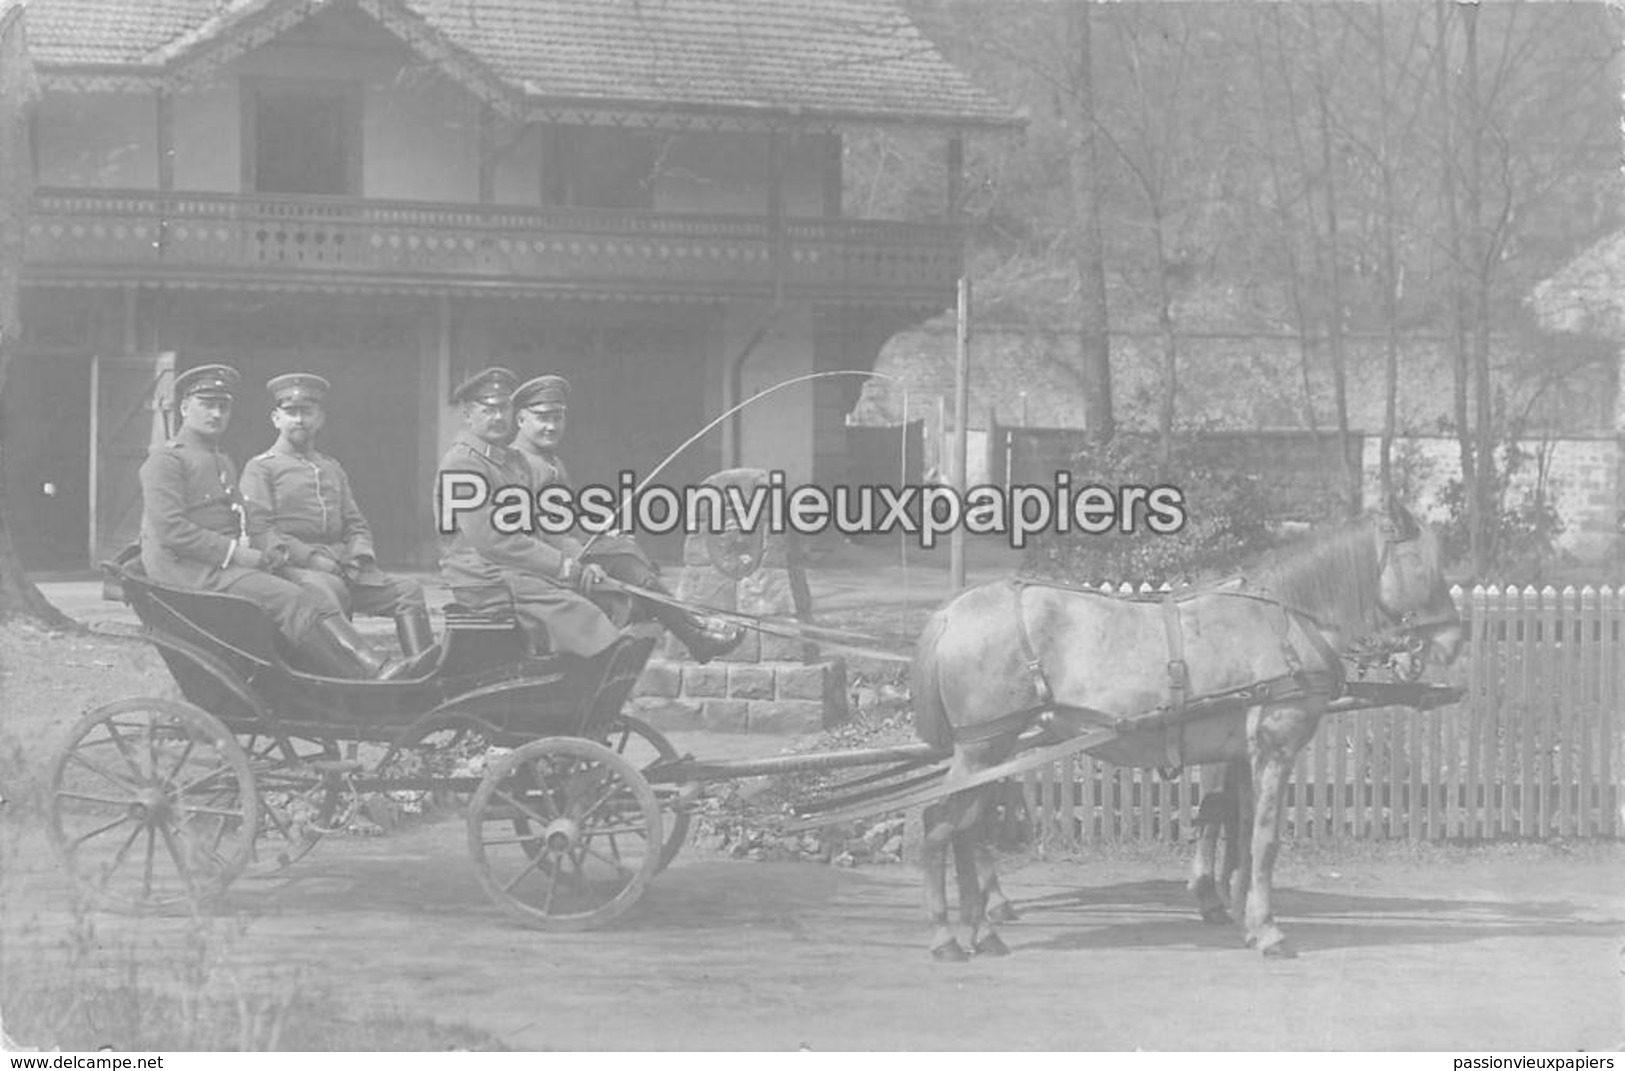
xmin=467 ymin=737 xmax=662 ymax=931
xmin=47 ymin=698 xmax=257 ymax=913
xmin=236 ymin=733 xmax=350 ymax=877
xmin=598 ymin=716 xmax=690 ymax=873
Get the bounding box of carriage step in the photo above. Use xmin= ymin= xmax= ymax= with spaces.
xmin=443 ymin=604 xmax=518 ymax=630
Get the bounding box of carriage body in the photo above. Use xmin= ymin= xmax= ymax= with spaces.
xmin=113 ymin=559 xmax=650 ymax=747
xmin=45 ymin=558 xmax=675 ymax=932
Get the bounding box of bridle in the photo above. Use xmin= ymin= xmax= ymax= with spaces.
xmin=1359 ymin=515 xmax=1460 ymax=681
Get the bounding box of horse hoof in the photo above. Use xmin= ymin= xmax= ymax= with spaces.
xmin=1200 ymin=906 xmax=1233 ymax=926
xmin=1260 ymin=937 xmax=1297 ymax=960
xmin=930 ymin=940 xmax=970 ymax=963
xmin=973 ymin=933 xmax=1011 ymax=957
xmin=986 ymin=901 xmax=1020 ymax=923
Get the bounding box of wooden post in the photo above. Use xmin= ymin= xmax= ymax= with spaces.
xmin=477 ymin=103 xmax=495 ymax=205
xmin=950 ymin=276 xmax=970 ymax=591
xmin=87 ymin=355 xmax=100 ymax=565
xmin=156 ymin=90 xmax=173 ymax=192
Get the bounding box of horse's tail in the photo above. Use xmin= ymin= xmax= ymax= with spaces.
xmin=911 ymin=609 xmax=954 ymax=752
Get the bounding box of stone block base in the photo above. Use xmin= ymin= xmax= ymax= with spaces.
xmin=632 ymin=658 xmax=847 ymax=734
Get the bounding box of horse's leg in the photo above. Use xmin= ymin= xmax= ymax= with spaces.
xmin=922 ymin=796 xmax=968 ymax=961
xmin=1243 ymin=708 xmax=1311 ymax=958
xmin=1222 ymin=756 xmax=1251 ymax=918
xmin=982 ymin=784 xmax=1020 ymax=923
xmin=1188 ymin=763 xmax=1234 ymax=924
xmin=980 ymin=841 xmax=1020 ymax=924
xmin=958 ymin=784 xmax=1011 ymax=955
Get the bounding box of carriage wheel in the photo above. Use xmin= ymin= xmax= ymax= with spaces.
xmin=47 ymin=697 xmax=258 ymax=913
xmin=466 ymin=737 xmax=662 ymax=931
xmin=236 ymin=733 xmax=350 ymax=877
xmin=598 ymin=716 xmax=690 ymax=873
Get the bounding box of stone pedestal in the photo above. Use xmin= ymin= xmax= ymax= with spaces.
xmin=632 ymin=468 xmax=847 ymax=734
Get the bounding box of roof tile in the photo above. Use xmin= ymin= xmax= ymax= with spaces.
xmin=25 ymin=0 xmax=1016 ymax=126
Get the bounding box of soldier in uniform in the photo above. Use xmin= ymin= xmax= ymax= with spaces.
xmin=435 ymin=367 xmax=623 ymax=660
xmin=138 ymin=364 xmax=418 ymax=680
xmin=510 ymin=373 xmax=742 ymax=662
xmin=239 ymin=372 xmax=438 ymax=668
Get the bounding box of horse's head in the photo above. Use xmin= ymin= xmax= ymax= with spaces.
xmin=1373 ymin=495 xmax=1463 ymax=672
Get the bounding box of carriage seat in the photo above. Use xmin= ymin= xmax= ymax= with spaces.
xmin=102 ymin=555 xmax=291 ymax=669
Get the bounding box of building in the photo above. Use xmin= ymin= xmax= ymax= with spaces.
xmin=4 ymin=0 xmax=1017 ymax=570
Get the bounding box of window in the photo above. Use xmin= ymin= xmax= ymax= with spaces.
xmin=541 ymin=125 xmax=655 ymax=210
xmin=242 ymin=79 xmax=361 ymax=196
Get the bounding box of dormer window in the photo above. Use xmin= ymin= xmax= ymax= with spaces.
xmin=241 ymin=78 xmax=362 ymax=196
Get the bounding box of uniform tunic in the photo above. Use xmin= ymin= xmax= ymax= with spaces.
xmin=240 ymin=442 xmax=424 ymax=617
xmin=437 ymin=430 xmax=620 ymax=657
xmin=138 ymin=426 xmax=332 ymax=644
xmin=512 ymin=442 xmax=655 ymax=571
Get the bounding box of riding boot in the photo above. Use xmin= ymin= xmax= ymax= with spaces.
xmin=300 ymin=615 xmax=412 ymax=681
xmin=392 ymin=606 xmax=442 ymax=676
xmin=651 ymin=601 xmax=745 ymax=664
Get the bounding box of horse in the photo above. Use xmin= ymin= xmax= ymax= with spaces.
xmin=908 ymin=497 xmax=1463 ymax=960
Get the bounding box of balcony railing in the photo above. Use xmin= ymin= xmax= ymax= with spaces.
xmin=24 ymin=188 xmax=961 ymax=305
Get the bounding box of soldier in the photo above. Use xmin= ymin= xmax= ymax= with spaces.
xmin=510 ymin=373 xmax=742 ymax=662
xmin=435 ymin=367 xmax=622 ymax=660
xmin=239 ymin=372 xmax=438 ymax=669
xmin=138 ymin=364 xmax=417 ymax=680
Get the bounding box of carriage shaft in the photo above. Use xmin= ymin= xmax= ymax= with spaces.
xmin=646 ymin=743 xmax=944 ymax=785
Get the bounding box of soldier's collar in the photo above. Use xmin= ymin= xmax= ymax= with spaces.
xmin=174 ymin=426 xmax=225 ymax=449
xmin=269 ymin=438 xmax=321 ymax=459
xmin=454 ymin=429 xmax=512 ymax=460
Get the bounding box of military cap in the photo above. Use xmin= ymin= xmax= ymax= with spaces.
xmin=451 ymin=366 xmax=519 ymax=406
xmin=174 ymin=364 xmax=240 ymax=403
xmin=512 ymin=374 xmax=570 ymax=413
xmin=267 ymin=372 xmax=330 ymax=409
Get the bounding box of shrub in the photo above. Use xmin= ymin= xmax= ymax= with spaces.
xmin=1023 ymin=432 xmax=1280 ymax=584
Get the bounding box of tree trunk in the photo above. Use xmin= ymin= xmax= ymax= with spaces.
xmin=1463 ymin=2 xmax=1498 ymax=576
xmin=1066 ymin=2 xmax=1114 ymax=444
xmin=1312 ymin=69 xmax=1358 ymax=516
xmin=1435 ymin=0 xmax=1479 ymax=577
xmin=0 ymin=6 xmax=72 ymax=628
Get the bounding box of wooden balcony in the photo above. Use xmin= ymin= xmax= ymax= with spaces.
xmin=23 ymin=189 xmax=961 ymax=306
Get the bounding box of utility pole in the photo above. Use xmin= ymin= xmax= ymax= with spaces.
xmin=950 ymin=275 xmax=970 ymax=591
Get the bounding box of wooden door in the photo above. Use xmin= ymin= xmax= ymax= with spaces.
xmin=92 ymin=353 xmax=173 ymax=563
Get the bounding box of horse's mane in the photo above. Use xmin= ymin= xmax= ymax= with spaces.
xmin=1238 ymin=513 xmax=1430 ymax=640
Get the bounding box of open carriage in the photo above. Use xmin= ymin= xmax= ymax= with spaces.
xmin=47 ymin=556 xmax=687 ymax=931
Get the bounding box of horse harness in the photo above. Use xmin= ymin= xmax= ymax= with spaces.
xmin=984 ymin=578 xmax=1348 ymax=766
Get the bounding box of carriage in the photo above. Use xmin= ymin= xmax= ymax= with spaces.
xmin=48 ymin=555 xmax=692 ymax=931
xmin=49 ymin=516 xmax=1463 ymax=946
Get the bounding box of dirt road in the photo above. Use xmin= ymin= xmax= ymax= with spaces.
xmin=4 ymin=815 xmax=1620 ymax=1051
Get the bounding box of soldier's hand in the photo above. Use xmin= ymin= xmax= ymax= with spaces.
xmin=310 ymin=554 xmax=343 ymax=576
xmin=577 ymin=563 xmax=609 ymax=594
xmin=236 ymin=546 xmax=266 ymax=571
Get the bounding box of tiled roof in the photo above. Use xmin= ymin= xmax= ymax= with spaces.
xmin=28 ymin=0 xmax=212 ymax=66
xmin=24 ymin=0 xmax=1018 ymax=128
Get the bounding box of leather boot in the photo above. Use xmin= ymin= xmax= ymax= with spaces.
xmin=302 ymin=615 xmax=411 ymax=681
xmin=652 ymin=602 xmax=745 ymax=664
xmin=393 ymin=606 xmax=442 ymax=675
